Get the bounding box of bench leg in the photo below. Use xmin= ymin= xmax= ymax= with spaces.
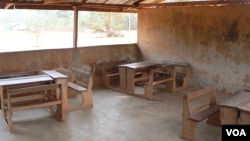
xmin=181 ymin=118 xmax=198 ymax=141
xmin=82 ymin=90 xmax=93 ymax=107
xmin=181 ymin=77 xmax=189 ymax=90
xmin=165 ymin=80 xmax=175 ymax=92
xmin=104 ymin=76 xmax=110 ymax=88
xmin=7 ymin=108 xmax=13 ymax=132
xmin=144 ymin=84 xmax=153 ymax=100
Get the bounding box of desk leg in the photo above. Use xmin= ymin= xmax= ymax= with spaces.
xmin=166 ymin=66 xmax=176 ymax=92
xmin=119 ymin=67 xmax=127 ymax=92
xmin=0 ymin=87 xmax=4 ymax=120
xmin=0 ymin=86 xmax=8 ymax=128
xmin=220 ymin=107 xmax=238 ymax=124
xmin=219 ymin=107 xmax=239 ymax=141
xmin=55 ymin=78 xmax=68 ymax=120
xmin=238 ymin=110 xmax=250 ymax=124
xmin=127 ymin=69 xmax=135 ymax=94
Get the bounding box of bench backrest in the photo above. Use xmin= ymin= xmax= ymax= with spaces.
xmin=70 ymin=67 xmax=93 ymax=90
xmin=183 ymin=87 xmax=217 ymax=117
xmin=162 ymin=60 xmax=190 ymax=77
xmin=147 ymin=65 xmax=174 ymax=85
xmin=101 ymin=59 xmax=129 ymax=75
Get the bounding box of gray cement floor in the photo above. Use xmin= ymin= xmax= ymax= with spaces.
xmin=0 ymin=86 xmax=226 ymax=141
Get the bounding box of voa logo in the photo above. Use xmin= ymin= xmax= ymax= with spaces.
xmin=226 ymin=129 xmax=247 ymax=136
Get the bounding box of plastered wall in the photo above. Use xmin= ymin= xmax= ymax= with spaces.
xmin=0 ymin=44 xmax=140 ymax=86
xmin=138 ymin=5 xmax=250 ymax=95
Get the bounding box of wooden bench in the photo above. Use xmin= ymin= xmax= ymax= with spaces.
xmin=162 ymin=60 xmax=190 ymax=92
xmin=66 ymin=67 xmax=93 ymax=111
xmin=101 ymin=59 xmax=129 ymax=90
xmin=143 ymin=64 xmax=174 ymax=100
xmin=181 ymin=87 xmax=221 ymax=141
xmin=5 ymin=83 xmax=62 ymax=132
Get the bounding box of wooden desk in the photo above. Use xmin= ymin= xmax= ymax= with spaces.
xmin=218 ymin=92 xmax=250 ymax=141
xmin=219 ymin=92 xmax=250 ymax=124
xmin=0 ymin=74 xmax=55 ymax=131
xmin=238 ymin=101 xmax=250 ymax=124
xmin=41 ymin=70 xmax=68 ymax=110
xmin=0 ymin=70 xmax=69 ymax=132
xmin=118 ymin=61 xmax=160 ymax=95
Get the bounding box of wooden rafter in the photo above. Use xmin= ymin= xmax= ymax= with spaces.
xmin=123 ymin=0 xmax=134 ymax=5
xmin=44 ymin=0 xmax=82 ymax=4
xmin=133 ymin=0 xmax=146 ymax=6
xmin=139 ymin=0 xmax=250 ymax=7
xmin=123 ymin=0 xmax=144 ymax=5
xmin=4 ymin=3 xmax=14 ymax=9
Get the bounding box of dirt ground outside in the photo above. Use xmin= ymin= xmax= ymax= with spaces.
xmin=0 ymin=30 xmax=137 ymax=52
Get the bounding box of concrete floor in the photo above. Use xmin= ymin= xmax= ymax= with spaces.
xmin=0 ymin=86 xmax=225 ymax=141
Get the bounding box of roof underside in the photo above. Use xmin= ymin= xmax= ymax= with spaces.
xmin=0 ymin=0 xmax=250 ymax=12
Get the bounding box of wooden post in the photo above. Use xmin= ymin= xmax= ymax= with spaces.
xmin=73 ymin=6 xmax=78 ymax=48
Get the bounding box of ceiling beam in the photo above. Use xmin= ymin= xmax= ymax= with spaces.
xmin=134 ymin=0 xmax=146 ymax=6
xmin=6 ymin=2 xmax=138 ymax=12
xmin=139 ymin=0 xmax=250 ymax=7
xmin=4 ymin=3 xmax=14 ymax=9
xmin=43 ymin=0 xmax=81 ymax=4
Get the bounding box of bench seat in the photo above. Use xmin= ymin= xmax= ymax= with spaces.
xmin=190 ymin=105 xmax=220 ymax=122
xmin=68 ymin=82 xmax=87 ymax=92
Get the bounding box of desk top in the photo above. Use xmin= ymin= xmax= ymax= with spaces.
xmin=41 ymin=70 xmax=68 ymax=79
xmin=219 ymin=92 xmax=250 ymax=108
xmin=118 ymin=61 xmax=160 ymax=69
xmin=239 ymin=101 xmax=250 ymax=112
xmin=0 ymin=74 xmax=52 ymax=86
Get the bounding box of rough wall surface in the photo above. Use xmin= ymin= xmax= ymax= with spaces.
xmin=0 ymin=44 xmax=140 ymax=85
xmin=138 ymin=5 xmax=250 ymax=95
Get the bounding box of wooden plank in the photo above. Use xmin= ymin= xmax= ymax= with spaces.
xmin=0 ymin=75 xmax=52 ymax=86
xmin=152 ymin=77 xmax=173 ymax=86
xmin=119 ymin=61 xmax=159 ymax=69
xmin=68 ymin=82 xmax=87 ymax=92
xmin=189 ymin=105 xmax=219 ymax=122
xmin=186 ymin=87 xmax=216 ymax=101
xmin=7 ymin=84 xmax=60 ymax=95
xmin=12 ymin=100 xmax=62 ymax=112
xmin=219 ymin=92 xmax=250 ymax=108
xmin=0 ymin=70 xmax=38 ymax=79
xmin=71 ymin=67 xmax=90 ymax=76
xmin=134 ymin=76 xmax=148 ymax=82
xmin=162 ymin=60 xmax=189 ymax=67
xmin=238 ymin=101 xmax=250 ymax=112
xmin=106 ymin=73 xmax=119 ymax=77
xmin=41 ymin=70 xmax=68 ymax=79
xmin=139 ymin=0 xmax=250 ymax=7
xmin=73 ymin=6 xmax=78 ymax=48
xmin=4 ymin=94 xmax=46 ymax=103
